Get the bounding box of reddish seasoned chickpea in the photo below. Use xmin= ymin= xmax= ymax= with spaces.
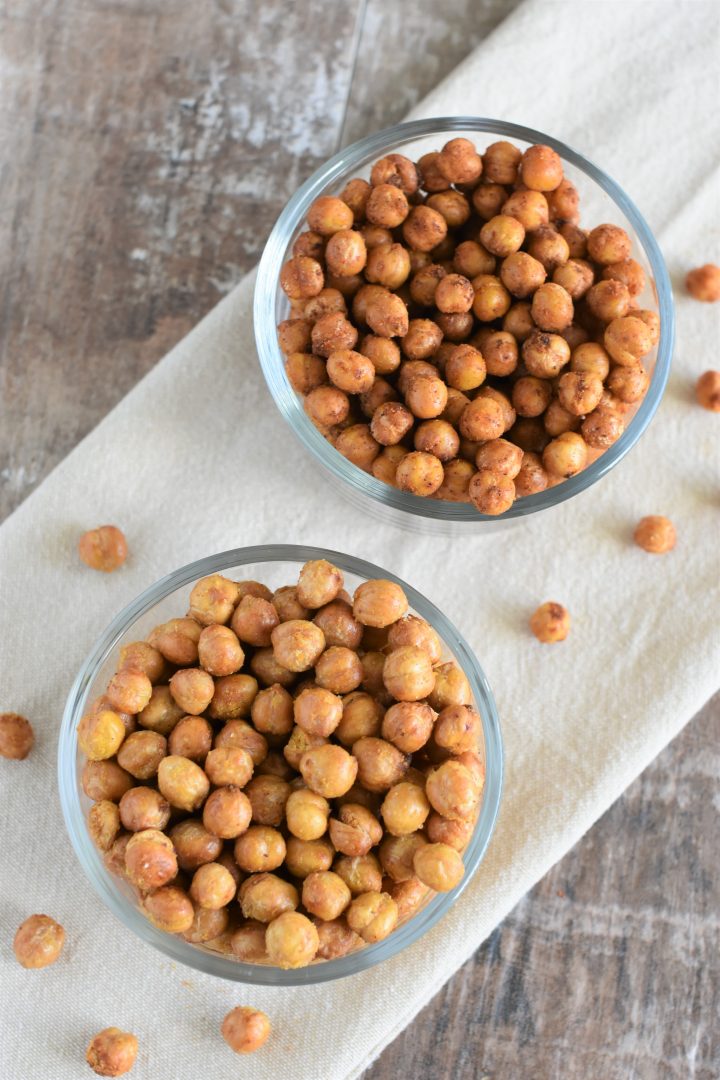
xmin=475 ymin=438 xmax=523 ymax=479
xmin=285 ymin=836 xmax=334 ymax=878
xmin=307 ymin=194 xmax=354 ymax=236
xmin=587 ymin=223 xmax=632 ymax=265
xmin=293 ymin=229 xmax=324 ymax=259
xmin=366 ymin=183 xmax=410 ymax=228
xmin=634 ymin=515 xmax=677 ymax=554
xmin=300 ymin=744 xmax=358 ymax=798
xmin=329 ymin=803 xmax=383 ymax=857
xmin=325 ymin=229 xmax=367 ymax=277
xmin=477 ymin=332 xmax=517 ymax=380
xmin=434 ymin=704 xmax=481 ymax=754
xmin=428 ymin=662 xmax=471 ymax=711
xmin=602 ymin=257 xmax=645 ymax=297
xmin=586 ymin=279 xmax=631 ymax=322
xmin=437 ymin=137 xmax=482 ymax=184
xmin=313 ymin=600 xmax=363 ymax=651
xmin=302 ymin=870 xmax=352 ymax=921
xmin=220 ymin=1006 xmax=271 ymax=1056
xmin=370 ymin=153 xmax=419 ymax=194
xmin=77 ymin=708 xmax=126 ymax=761
xmin=245 ymin=775 xmax=291 ymax=827
xmin=360 ymin=226 xmax=394 ymax=254
xmin=365 ymin=242 xmax=411 ymax=290
xmin=557 ymin=371 xmax=604 ymax=416
xmin=82 ymin=760 xmax=134 ymax=803
xmin=327 ymin=349 xmax=375 ymax=394
xmin=547 ymin=176 xmax=580 ymax=223
xmin=559 ymin=222 xmax=588 ymax=257
xmin=401 ymin=318 xmax=443 ymax=360
xmin=183 ymin=905 xmax=228 ymax=944
xmin=552 ymin=257 xmax=594 ymax=300
xmin=696 ymin=370 xmax=720 ymax=411
xmin=686 ymin=263 xmax=720 ymax=302
xmin=336 ymin=425 xmax=379 ymax=473
xmin=453 ymin=240 xmax=495 ymax=279
xmin=78 ymin=525 xmax=128 ymax=573
xmin=365 ymin=288 xmax=409 ymax=338
xmin=530 ymin=601 xmax=571 ymax=643
xmin=369 ymin=401 xmax=413 ymax=446
xmin=482 ymin=140 xmax=521 ymax=184
xmin=604 ymin=364 xmax=648 ymax=405
xmin=458 ymin=397 xmax=504 ymax=443
xmin=196 ymin=625 xmax=244 ymax=678
xmin=232 ymin=825 xmax=286 ymax=874
xmin=214 ymin=719 xmax=268 ymax=765
xmin=88 ymin=800 xmax=121 ymax=851
xmin=13 ymin=914 xmax=65 ymax=969
xmin=280 ymin=256 xmax=324 ymax=300
xmin=581 ymin=407 xmax=625 ymax=449
xmin=335 ymin=692 xmax=383 ymax=747
xmin=502 ymin=189 xmax=549 ymax=231
xmin=285 ymin=788 xmax=330 ymax=841
xmin=353 ymin=579 xmax=408 ymax=628
xmin=117 ymin=642 xmax=166 ymax=684
xmin=521 ymin=144 xmax=563 ymax=191
xmin=531 ymin=282 xmax=574 ymax=332
xmin=480 ymin=214 xmax=525 ymax=258
xmin=230 ymin=920 xmax=268 ymax=961
xmin=381 ymin=701 xmax=435 ymax=754
xmin=240 ymin=873 xmax=298 ymax=923
xmin=443 ymin=343 xmax=485 ymax=393
xmin=341 ymin=176 xmax=371 ymax=219
xmin=106 ymin=670 xmax=152 ymax=716
xmin=387 ymin=615 xmax=442 ymax=664
xmin=571 ymin=342 xmax=611 ymax=379
xmin=204 ymin=747 xmax=254 ymax=789
xmin=471 ymin=273 xmax=511 ymax=321
xmin=359 ymin=335 xmax=401 ymax=377
xmin=426 ymin=760 xmax=479 ymax=820
xmin=266 ymin=910 xmax=319 ymax=969
xmin=512 ymin=376 xmax=553 ymax=417
xmin=417 ymin=150 xmax=451 ymax=192
xmin=148 ymin=617 xmax=201 ymax=667
xmin=352 ymin=736 xmax=409 ymax=793
xmin=468 ymin=470 xmax=515 ymax=515
xmin=170 ymin=819 xmax=222 ymax=870
xmin=119 ymin=786 xmax=170 ymax=833
xmin=188 ymin=574 xmax=238 ymax=626
xmin=522 ymin=330 xmax=571 ymax=378
xmin=305 ymin=385 xmax=350 ymax=429
xmin=604 ymin=316 xmax=653 ymax=366
xmin=525 ymin=225 xmax=570 ymax=272
xmin=168 ymin=668 xmax=214 ymax=717
xmin=413 ymin=842 xmax=464 ymax=891
xmin=383 ymin=646 xmax=435 ymax=702
xmin=278 ymin=317 xmax=312 ymax=355
xmin=381 ymin=782 xmax=430 ymax=836
xmin=471 ymin=182 xmax=507 ymax=221
xmin=409 ymin=263 xmax=446 ymax=308
xmin=125 ymin=828 xmax=177 ymax=890
xmin=311 ymin=310 xmax=358 ymax=357
xmin=542 ymin=431 xmax=588 ymax=477
xmin=503 ymin=300 xmax=535 ymax=341
xmin=334 ymin=853 xmax=384 ymax=895
xmin=543 ymin=399 xmax=579 ymax=437
xmin=142 ymin=884 xmax=195 ymax=933
xmin=86 ymin=1028 xmax=138 ymax=1076
xmin=379 ymin=833 xmax=428 ymax=883
xmin=514 ymin=451 xmax=549 ymax=496
xmin=203 ymin=785 xmax=252 ymax=839
xmin=314 ymin=917 xmax=362 ymax=959
xmin=427 ymin=812 xmax=475 ymax=851
xmin=433 ymin=273 xmax=474 ymax=314
xmin=499 ymin=250 xmax=546 ymax=298
xmin=426 ymin=189 xmax=471 ymax=229
xmin=402 ymin=204 xmax=448 ymax=253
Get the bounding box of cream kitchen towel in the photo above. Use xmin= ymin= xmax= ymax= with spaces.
xmin=1 ymin=2 xmax=719 ymax=1077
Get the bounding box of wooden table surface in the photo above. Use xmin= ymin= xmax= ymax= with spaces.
xmin=1 ymin=3 xmax=717 ymax=1077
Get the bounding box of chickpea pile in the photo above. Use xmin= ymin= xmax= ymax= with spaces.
xmin=277 ymin=138 xmax=660 ymax=514
xmin=78 ymin=560 xmax=484 ymax=970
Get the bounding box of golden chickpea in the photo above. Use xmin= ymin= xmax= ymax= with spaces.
xmin=88 ymin=800 xmax=121 ymax=852
xmin=280 ymin=256 xmax=324 ymax=300
xmin=106 ymin=670 xmax=153 ymax=716
xmin=453 ymin=243 xmax=494 ymax=282
xmin=284 ymin=788 xmax=329 ymax=841
xmin=481 ymin=140 xmax=520 ymax=184
xmin=299 ymin=743 xmax=358 ymax=798
xmin=602 ymin=257 xmax=645 ymax=297
xmin=313 ymin=647 xmax=362 ymax=696
xmin=364 ymin=241 xmax=411 ymax=290
xmin=531 ymin=282 xmax=574 ymax=332
xmin=142 ymin=883 xmax=195 ymax=933
xmin=351 ymin=581 xmax=406 ymax=630
xmin=542 ymin=431 xmax=588 ymax=478
xmin=117 ymin=641 xmax=166 ymax=684
xmin=556 ymin=370 xmax=604 ymax=416
xmin=457 ymin=397 xmax=503 ymax=443
xmin=346 ymin=890 xmax=398 ymax=944
xmin=368 ymin=401 xmax=413 ymax=446
xmin=521 ymin=144 xmax=563 ymax=191
xmin=325 ymin=349 xmax=374 ymax=395
xmin=468 ymin=469 xmax=515 ymax=515
xmin=469 ymin=182 xmax=505 ymax=222
xmin=514 ymin=451 xmax=549 ymax=496
xmin=312 ymin=917 xmax=361 ymax=959
xmin=311 ymin=310 xmax=358 ymax=357
xmin=244 ymin=775 xmax=291 ymax=827
xmin=336 ymin=425 xmax=379 ymax=473
xmin=586 ymin=278 xmax=631 ymax=322
xmin=291 ymin=560 xmax=342 ymax=613
xmin=427 ymin=812 xmax=475 ymax=851
xmin=0 ymin=712 xmax=33 ymax=760
xmin=240 ymin=873 xmax=298 ymax=922
xmin=278 ymin=317 xmax=313 ymax=355
xmin=359 ymin=336 xmax=402 ymax=378
xmin=352 ymin=736 xmax=409 ymax=793
xmin=307 ymin=194 xmax=354 ymax=236
xmin=559 ymin=222 xmax=588 ymax=257
xmin=203 ymin=747 xmax=253 ymax=790
xmin=300 ymin=870 xmax=350 ymax=921
xmin=502 ymin=189 xmax=549 ymax=231
xmin=247 ymin=686 xmax=292 ymax=743
xmin=341 ymin=176 xmax=371 ymax=220
xmin=332 ymin=692 xmax=380 ymax=747
xmin=188 ymin=574 xmax=238 ymax=626
xmin=365 ymin=183 xmax=410 ymax=228
xmin=387 ymin=615 xmax=442 ymax=666
xmin=13 ymin=913 xmax=65 ymax=969
xmin=312 ymin=601 xmax=363 ymax=653
xmin=686 ymin=263 xmax=720 ymax=302
xmin=137 ymin=685 xmax=183 ymax=736
xmin=202 ymin=785 xmax=252 ymax=839
xmin=282 ymin=726 xmax=324 ymax=772
xmin=77 ymin=708 xmax=126 ymax=761
xmin=396 ymin=359 xmax=436 ymax=396
xmin=571 ymin=342 xmax=611 ymax=379
xmin=416 ymin=150 xmax=451 ymax=193
xmin=473 ymin=335 xmax=515 ymax=384
xmin=334 ymin=853 xmax=384 ymax=896
xmin=501 ymin=303 xmax=533 ymax=344
xmin=426 ymin=189 xmax=471 ymax=229
xmin=380 ymin=782 xmax=430 ymax=837
xmin=581 ymin=406 xmax=625 ymax=449
xmin=285 ymin=836 xmax=333 ymax=879
xmin=442 ymin=343 xmax=484 ymax=393
xmin=402 ymin=204 xmax=448 ymax=253
xmin=634 ymin=515 xmax=677 ymax=554
xmin=512 ymin=376 xmax=552 ymax=418
xmin=413 ymin=842 xmax=464 ymax=892
xmin=329 ymin=803 xmax=383 ymax=857
xmin=696 ymin=370 xmax=720 ymax=411
xmin=428 ymin=662 xmax=471 ymax=711
xmin=524 ymin=226 xmax=569 ymax=273
xmin=433 ymin=704 xmax=481 ymax=755
xmin=293 ymin=229 xmax=325 ymax=260
xmin=587 ymin=223 xmax=632 ymax=265
xmin=103 ymin=832 xmax=132 ymax=879
xmin=543 ymin=399 xmax=579 ymax=437
xmin=509 ymin=416 xmax=550 ymax=454
xmin=380 ymin=701 xmax=434 ymax=754
xmin=471 ymin=273 xmax=511 ymax=321
xmin=325 ymin=228 xmax=367 ymax=277
xmin=529 ymin=601 xmax=571 ymax=644
xmin=385 ymin=876 xmax=429 ymax=921
xmin=268 ymin=620 xmax=324 ymax=674
xmin=231 ymin=825 xmax=286 ymax=875
xmin=437 ymin=137 xmax=482 ymax=184
xmin=208 ymin=679 xmax=259 ymax=727
xmin=426 ymin=760 xmax=479 ymax=820
xmin=432 ymin=273 xmax=473 ymax=315
xmin=82 ymin=759 xmax=134 ymax=803
xmin=364 ymin=288 xmax=409 ymax=339
xmin=379 ymin=833 xmax=427 ymax=883
xmin=604 ymin=315 xmax=653 ymax=366
xmin=382 ymin=645 xmax=435 ymax=702
xmin=272 ymin=586 xmax=309 ymax=624
xmin=479 ymin=214 xmax=524 ymax=258
xmin=118 ymin=786 xmax=169 ymax=833
xmin=78 ymin=525 xmax=127 ymax=573
xmin=552 ymin=257 xmax=594 ymax=300
xmin=401 ymin=318 xmax=444 ymax=361
xmin=125 ymin=828 xmax=177 ymax=890
xmin=305 ymin=385 xmax=350 ymax=429
xmin=409 ymin=263 xmax=446 ymax=308
xmin=497 ymin=252 xmax=545 ymax=301
xmin=183 ymin=905 xmax=228 ymax=944
xmin=156 ymin=754 xmax=209 ymax=812
xmin=403 ymin=377 xmax=447 ymax=425
xmin=605 ymin=364 xmax=648 ymax=405
xmin=148 ymin=617 xmax=201 ymax=666
xmin=474 ymin=438 xmax=522 ymax=479
xmin=168 ymin=668 xmax=214 ymax=717
xmin=230 ymin=920 xmax=268 ymax=961
xmin=547 ymin=176 xmax=580 ymax=224
xmin=86 ymin=1027 xmax=138 ymax=1077
xmin=214 ymin=719 xmax=268 ymax=766
xmin=220 ymin=1007 xmax=271 ymax=1055
xmin=522 ymin=330 xmax=571 ymax=379
xmin=266 ymin=910 xmax=319 ymax=969
xmin=370 ymin=152 xmax=419 ymax=194
xmin=196 ymin=625 xmax=243 ymax=678
xmin=170 ymin=819 xmax=223 ymax=870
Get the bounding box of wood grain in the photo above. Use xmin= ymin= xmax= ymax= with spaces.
xmin=0 ymin=3 xmax=717 ymax=1078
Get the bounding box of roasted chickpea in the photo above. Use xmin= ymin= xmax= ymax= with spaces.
xmin=428 ymin=662 xmax=471 ymax=711
xmin=117 ymin=642 xmax=166 ymax=685
xmin=329 ymin=803 xmax=383 ymax=857
xmin=207 ymin=677 xmax=259 ymax=726
xmin=479 ymin=139 xmax=520 ymax=184
xmin=282 ymin=726 xmax=325 ymax=772
xmin=363 ymin=241 xmax=410 ymax=291
xmin=78 ymin=525 xmax=127 ymax=572
xmin=587 ymin=223 xmax=632 ymax=265
xmin=311 ymin=602 xmax=362 ymax=654
xmin=458 ymin=397 xmax=503 ymax=443
xmin=359 ymin=336 xmax=402 ymax=379
xmin=77 ymin=708 xmax=126 ymax=761
xmin=413 ymin=842 xmax=464 ymax=891
xmin=278 ymin=317 xmax=313 ymax=355
xmin=335 ymin=423 xmax=381 ymax=471
xmin=125 ymin=828 xmax=177 ymax=890
xmin=202 ymin=785 xmax=252 ymax=839
xmin=514 ymin=450 xmax=549 ymax=496
xmin=452 ymin=242 xmax=494 ymax=281
xmin=552 ymin=257 xmax=594 ymax=300
xmin=416 ymin=150 xmax=451 ymax=193
xmin=387 ymin=615 xmax=442 ymax=666
xmin=352 ymin=736 xmax=409 ymax=793
xmin=471 ymin=273 xmax=511 ymax=321
xmin=230 ymin=920 xmax=268 ymax=961
xmin=402 ymin=204 xmax=448 ymax=253
xmin=293 ymin=229 xmax=325 ymax=260
xmin=432 ymin=274 xmax=473 ymax=315
xmin=436 ymin=137 xmax=482 ymax=184
xmin=0 ymin=711 xmax=34 ymax=760
xmin=409 ymin=263 xmax=446 ymax=308
xmin=272 ymin=586 xmax=309 ymax=624
xmin=403 ymin=376 xmax=447 ymax=425
xmin=88 ymin=800 xmax=121 ymax=851
xmin=280 ymin=256 xmax=324 ymax=300
xmin=284 ymin=788 xmax=329 ymax=841
xmin=339 ymin=177 xmax=371 ymax=221
xmin=441 ymin=343 xmax=484 ymax=393
xmin=378 ymin=832 xmax=427 ymax=883
xmin=267 ymin=621 xmax=324 ymax=674
xmin=300 ymin=870 xmax=350 ymax=921
xmin=284 ymin=836 xmax=334 ymax=879
xmin=13 ymin=913 xmax=65 ymax=969
xmin=299 ymin=744 xmax=358 ymax=798
xmin=502 ymin=189 xmax=549 ymax=231
xmin=529 ymin=601 xmax=571 ymax=643
xmin=245 ymin=685 xmax=293 ymax=743
xmin=382 ymin=645 xmax=435 ymax=702
xmin=187 ymin=574 xmax=238 ymax=626
xmin=170 ymin=819 xmax=222 ymax=871
xmin=195 ymin=625 xmax=243 ymax=678
xmin=686 ymin=263 xmax=720 ymax=302
xmin=427 ymin=812 xmax=475 ymax=851
xmin=353 ymin=579 xmax=408 ymax=628
xmin=365 ymin=183 xmax=410 ymax=229
xmin=522 ymin=330 xmax=571 ymax=378
xmin=155 ymin=754 xmax=209 ymax=813
xmin=542 ymin=431 xmax=588 ymax=477
xmin=696 ymin=370 xmax=720 ymax=411
xmin=604 ymin=316 xmax=653 ymax=366
xmin=581 ymin=406 xmax=625 ymax=449
xmin=214 ymin=718 xmax=268 ymax=765
xmin=426 ymin=760 xmax=479 ymax=821
xmin=369 ymin=152 xmax=419 ymax=195
xmin=148 ymin=617 xmax=201 ymax=667
xmin=363 ymin=287 xmax=409 ymax=338
xmin=103 ymin=832 xmax=132 ymax=878
xmin=380 ymin=782 xmax=430 ymax=836
xmin=265 ymin=910 xmax=318 ymax=969
xmin=312 ymin=916 xmax=361 ymax=959
xmin=119 ymin=786 xmax=170 ymax=833
xmin=325 ymin=349 xmax=374 ymax=395
xmin=543 ymin=399 xmax=579 ymax=437
xmin=142 ymin=883 xmax=195 ymax=933
xmin=304 ymin=385 xmax=350 ymax=430
xmin=334 ymin=692 xmax=382 ymax=747
xmin=244 ymin=775 xmax=291 ymax=827
xmin=468 ymin=469 xmax=515 ymax=515
xmin=82 ymin=759 xmax=134 ymax=803
xmin=556 ymin=370 xmax=604 ymax=416
xmin=474 ymin=438 xmax=522 ymax=479
xmin=368 ymin=401 xmax=412 ymax=446
xmin=497 ymin=251 xmax=545 ymax=300
xmin=426 ymin=189 xmax=471 ymax=229
xmin=503 ymin=301 xmax=535 ymax=342
xmin=520 ymin=144 xmax=563 ymax=191
xmin=546 ymin=176 xmax=579 ymax=224
xmin=167 ymin=668 xmax=213 ymax=717
xmin=183 ymin=905 xmax=228 ymax=944
xmin=379 ymin=701 xmax=434 ymax=754
xmin=433 ymin=704 xmax=481 ymax=755
xmin=401 ymin=318 xmax=443 ymax=361
xmin=512 ymin=375 xmax=552 ymax=418
xmin=571 ymin=342 xmax=611 ymax=380
xmin=509 ymin=416 xmax=550 ymax=454
xmin=586 ymin=278 xmax=631 ymax=322
xmin=323 ymin=229 xmax=366 ymax=277
xmin=523 ymin=226 xmax=569 ymax=273
xmin=312 ymin=647 xmax=362 ymax=696
xmin=307 ymin=194 xmax=354 ymax=236
xmin=531 ymin=282 xmax=574 ymax=332
xmin=219 ymin=1006 xmax=271 ymax=1058
xmin=633 ymin=515 xmax=677 ymax=554
xmin=203 ymin=747 xmax=253 ymax=789
xmin=230 ymin=825 xmax=285 ymax=875
xmin=106 ymin=670 xmax=152 ymax=716
xmin=312 ymin=310 xmax=358 ymax=357
xmin=334 ymin=853 xmax=384 ymax=895
xmin=601 ymin=257 xmax=645 ymax=298
xmin=479 ymin=214 xmax=524 ymax=258
xmin=556 ymin=222 xmax=587 ymax=258
xmin=86 ymin=1027 xmax=138 ymax=1077
xmin=230 ymin=596 xmax=279 ymax=651
xmin=602 ymin=364 xmax=647 ymax=406
xmin=239 ymin=873 xmax=298 ymax=923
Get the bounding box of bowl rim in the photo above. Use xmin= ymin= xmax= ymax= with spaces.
xmin=58 ymin=543 xmax=503 ymax=985
xmin=254 ymin=115 xmax=675 ymax=523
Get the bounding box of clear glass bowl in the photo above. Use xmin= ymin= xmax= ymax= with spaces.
xmin=254 ymin=118 xmax=674 ymax=534
xmin=58 ymin=544 xmax=503 ymax=985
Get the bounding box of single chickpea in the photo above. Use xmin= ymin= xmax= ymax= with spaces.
xmin=293 ymin=686 xmax=342 ymax=738
xmin=325 ymin=229 xmax=367 ymax=277
xmin=397 ymin=359 xmax=438 ymax=395
xmin=220 ymin=1006 xmax=271 ymax=1056
xmin=543 ymin=399 xmax=580 ymax=437
xmin=552 ymin=258 xmax=594 ymax=300
xmin=380 ymin=782 xmax=430 ymax=836
xmin=411 ymin=420 xmax=458 ymax=464
xmin=387 ymin=615 xmax=442 ymax=664
xmin=305 ymin=385 xmax=350 ymax=430
xmin=417 ymin=150 xmax=452 ymax=192
xmin=529 ymin=601 xmax=571 ymax=643
xmin=634 ymin=308 xmax=662 ymax=348
xmin=522 ymin=330 xmax=571 ymax=378
xmin=266 ymin=910 xmax=319 ymax=969
xmin=268 ymin=620 xmax=324 ymax=673
xmin=290 ymin=561 xmax=341 ymax=614
xmin=326 ymin=349 xmax=375 ymax=395
xmin=521 ymin=144 xmax=563 ymax=191
xmin=303 ymin=286 xmax=348 ymax=320
xmin=103 ymin=833 xmax=132 ymax=879
xmin=604 ymin=316 xmax=653 ymax=366
xmin=571 ymin=342 xmax=611 ymax=379
xmin=245 ymin=775 xmax=291 ymax=827
xmin=273 ymin=586 xmax=310 ymax=623
xmin=475 ymin=438 xmax=523 ymax=479
xmin=365 ymin=242 xmax=411 ymax=290
xmin=428 ymin=662 xmax=471 ymax=711
xmin=314 ymin=917 xmax=363 ymax=959
xmin=404 ymin=375 xmax=448 ymax=422
xmin=480 ymin=214 xmax=525 ymax=258
xmin=278 ymin=317 xmax=313 ymax=355
xmin=214 ymin=719 xmax=268 ymax=764
xmin=413 ymin=843 xmax=464 ymax=892
xmin=170 ymin=819 xmax=222 ymax=871
xmin=453 ymin=241 xmax=494 ymax=280
xmin=469 ymin=470 xmax=516 ymax=515
xmin=78 ymin=525 xmax=128 ymax=573
xmin=313 ymin=600 xmax=363 ymax=651
xmin=502 ymin=189 xmax=549 ymax=232
xmin=531 ymin=282 xmax=574 ymax=332
xmin=433 ymin=704 xmax=482 ymax=754
xmin=379 ymin=833 xmax=428 ymax=883
xmin=334 ymin=692 xmax=382 ymax=747
xmin=280 ymin=256 xmax=324 ymax=300
xmin=427 ymin=812 xmax=475 ymax=851
xmin=401 ymin=318 xmax=444 ymax=360
xmin=329 ymin=803 xmax=383 ymax=857
xmin=143 ymin=884 xmax=195 ymax=933
xmin=285 ymin=836 xmax=334 ymax=879
xmin=526 ymin=225 xmax=571 ymax=272
xmin=307 ymin=194 xmax=354 ymax=236
xmin=426 ymin=189 xmax=471 ymax=229
xmin=365 ymin=289 xmax=410 ymax=338
xmin=240 ymin=873 xmax=298 ymax=922
xmin=471 ymin=274 xmax=511 ymax=321
xmin=167 ymin=668 xmax=214 ymax=717
xmin=117 ymin=642 xmax=166 ymax=684
xmin=249 ymin=684 xmax=293 ymax=741
xmin=106 ymin=670 xmax=153 ymax=716
xmin=183 ymin=905 xmax=228 ymax=943
xmin=202 ymin=785 xmax=252 ymax=839
xmin=409 ymin=263 xmax=446 ymax=307
xmin=370 ymin=401 xmax=414 ymax=446
xmin=293 ymin=229 xmax=325 ymax=260
xmin=331 ymin=853 xmax=383 ymax=900
xmin=542 ymin=431 xmax=588 ymax=477
xmin=426 ymin=760 xmax=479 ymax=820
xmin=442 ymin=343 xmax=485 ymax=393
xmin=284 ymin=788 xmax=329 ymax=841
xmin=370 ymin=153 xmax=419 ymax=194
xmin=379 ymin=701 xmax=433 ymax=754
xmin=231 ymin=825 xmax=286 ymax=874
xmin=360 ymin=226 xmax=394 ymax=254
xmin=82 ymin=760 xmax=134 ymax=803
xmin=509 ymin=417 xmax=550 ymax=454
xmin=383 ymin=645 xmax=435 ymax=702
xmin=606 ymin=365 xmax=649 ymax=404
xmin=301 ymin=870 xmax=351 ymax=921
xmin=335 ymin=424 xmax=379 ymax=470
xmin=359 ymin=335 xmax=402 ymax=377
xmin=352 ymin=736 xmax=409 ymax=793
xmin=188 ymin=574 xmax=238 ymax=626
xmin=581 ymin=406 xmax=625 ymax=449
xmin=559 ymin=222 xmax=588 ymax=257
xmin=502 ymin=301 xmax=535 ymax=342
xmin=512 ymin=376 xmax=553 ymax=418
xmin=360 ymin=378 xmax=399 ymax=420
xmin=514 ymin=451 xmax=549 ymax=496
xmin=77 ymin=708 xmax=126 ymax=761
xmin=437 ymin=137 xmax=482 ymax=184
xmin=296 ymin=741 xmax=357 ymax=800
xmin=197 ymin=624 xmax=244 ymax=678
xmin=13 ymin=914 xmax=65 ymax=969
xmin=88 ymin=800 xmax=121 ymax=851
xmin=230 ymin=920 xmax=268 ymax=961
xmin=119 ymin=786 xmax=170 ymax=833
xmin=86 ymin=1028 xmax=138 ymax=1077
xmin=208 ymin=675 xmax=260 ymax=722
xmin=686 ymin=263 xmax=720 ymax=302
xmin=125 ymin=828 xmax=177 ymax=890
xmin=341 ymin=176 xmax=371 ymax=220
xmin=147 ymin=617 xmax=201 ymax=666
xmin=204 ymin=747 xmax=254 ymax=788
xmin=314 ymin=647 xmax=362 ymax=695
xmin=695 ymin=370 xmax=720 ymax=411
xmin=470 ymin=182 xmax=507 ymax=221
xmin=557 ymin=370 xmax=604 ymax=416
xmin=587 ymin=223 xmax=632 ymax=265
xmin=586 ymin=279 xmax=631 ymax=322
xmin=547 ymin=176 xmax=580 ymax=223
xmin=633 ymin=515 xmax=677 ymax=554
xmin=433 ymin=273 xmax=474 ymax=314
xmin=402 ymin=205 xmax=448 ymax=253
xmin=458 ymin=397 xmax=504 ymax=442
xmin=346 ymin=890 xmax=398 ymax=943
xmin=482 ymin=140 xmax=521 ymax=184
xmin=476 ymin=332 xmax=517 ymax=380
xmin=156 ymin=754 xmax=209 ymax=812
xmin=353 ymin=579 xmax=407 ymax=628
xmin=499 ymin=251 xmax=547 ymax=299
xmin=366 ymin=183 xmax=410 ymax=228
xmin=283 ymin=725 xmax=326 ymax=771
xmin=385 ymin=876 xmax=429 ymax=920
xmin=311 ymin=311 xmax=358 ymax=358
xmin=602 ymin=258 xmax=646 ymax=298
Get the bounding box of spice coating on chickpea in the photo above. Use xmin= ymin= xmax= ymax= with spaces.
xmin=686 ymin=263 xmax=720 ymax=302
xmin=13 ymin=914 xmax=65 ymax=969
xmin=86 ymin=1028 xmax=138 ymax=1077
xmin=633 ymin=515 xmax=677 ymax=554
xmin=221 ymin=1007 xmax=271 ymax=1055
xmin=413 ymin=843 xmax=464 ymax=892
xmin=266 ymin=911 xmax=319 ymax=969
xmin=530 ymin=602 xmax=571 ymax=643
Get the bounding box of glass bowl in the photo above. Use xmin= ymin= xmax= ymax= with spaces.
xmin=58 ymin=544 xmax=503 ymax=985
xmin=254 ymin=117 xmax=674 ymax=534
